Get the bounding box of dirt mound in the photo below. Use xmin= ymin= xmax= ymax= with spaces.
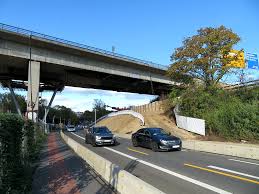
xmin=142 ymin=113 xmax=196 ymax=140
xmin=96 ymin=113 xmax=196 ymax=140
xmin=96 ymin=115 xmax=142 ymax=134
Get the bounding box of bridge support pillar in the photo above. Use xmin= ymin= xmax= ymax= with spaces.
xmin=7 ymin=81 xmax=22 ymax=117
xmin=43 ymin=88 xmax=58 ymax=133
xmin=27 ymin=61 xmax=40 ymax=122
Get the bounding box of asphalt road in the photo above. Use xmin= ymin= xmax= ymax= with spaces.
xmin=66 ymin=130 xmax=259 ymax=194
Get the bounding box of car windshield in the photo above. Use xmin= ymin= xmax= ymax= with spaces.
xmin=67 ymin=125 xmax=74 ymax=128
xmin=94 ymin=127 xmax=111 ymax=134
xmin=149 ymin=128 xmax=167 ymax=135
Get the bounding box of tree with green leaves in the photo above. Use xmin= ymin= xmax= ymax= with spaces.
xmin=92 ymin=99 xmax=110 ymax=120
xmin=0 ymin=93 xmax=26 ymax=114
xmin=168 ymin=26 xmax=241 ymax=89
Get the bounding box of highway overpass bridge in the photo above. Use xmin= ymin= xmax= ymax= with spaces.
xmin=0 ymin=23 xmax=175 ymax=119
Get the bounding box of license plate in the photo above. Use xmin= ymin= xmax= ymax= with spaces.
xmin=104 ymin=140 xmax=111 ymax=142
xmin=172 ymin=145 xmax=180 ymax=148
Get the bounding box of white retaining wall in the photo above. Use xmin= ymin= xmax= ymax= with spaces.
xmin=174 ymin=107 xmax=205 ymax=136
xmin=92 ymin=110 xmax=144 ymax=126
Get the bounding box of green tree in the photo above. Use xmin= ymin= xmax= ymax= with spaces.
xmin=80 ymin=110 xmax=94 ymax=124
xmin=93 ymin=99 xmax=110 ymax=120
xmin=44 ymin=105 xmax=78 ymax=125
xmin=0 ymin=93 xmax=26 ymax=114
xmin=168 ymin=26 xmax=241 ymax=89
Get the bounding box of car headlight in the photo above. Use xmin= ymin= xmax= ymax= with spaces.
xmin=95 ymin=136 xmax=101 ymax=140
xmin=160 ymin=140 xmax=168 ymax=145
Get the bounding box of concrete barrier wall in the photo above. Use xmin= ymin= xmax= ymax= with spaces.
xmin=131 ymin=101 xmax=164 ymax=114
xmin=60 ymin=131 xmax=166 ymax=194
xmin=183 ymin=140 xmax=259 ymax=160
xmin=114 ymin=133 xmax=259 ymax=160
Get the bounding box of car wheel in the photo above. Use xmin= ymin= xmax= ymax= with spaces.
xmin=151 ymin=142 xmax=159 ymax=152
xmin=177 ymin=147 xmax=182 ymax=151
xmin=132 ymin=138 xmax=138 ymax=147
xmin=92 ymin=140 xmax=96 ymax=147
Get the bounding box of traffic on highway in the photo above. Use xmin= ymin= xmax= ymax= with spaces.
xmin=64 ymin=128 xmax=259 ymax=194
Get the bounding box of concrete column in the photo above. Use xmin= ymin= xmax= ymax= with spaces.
xmin=27 ymin=61 xmax=40 ymax=121
xmin=7 ymin=82 xmax=22 ymax=117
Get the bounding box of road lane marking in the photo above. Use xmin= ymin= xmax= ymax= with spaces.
xmin=228 ymin=159 xmax=259 ymax=166
xmin=71 ymin=132 xmax=232 ymax=193
xmin=104 ymin=147 xmax=231 ymax=194
xmin=71 ymin=132 xmax=84 ymax=140
xmin=127 ymin=147 xmax=149 ymax=155
xmin=185 ymin=163 xmax=259 ymax=185
xmin=208 ymin=165 xmax=259 ymax=180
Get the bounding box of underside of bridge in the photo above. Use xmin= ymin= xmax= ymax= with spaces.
xmin=0 ymin=55 xmax=171 ymax=95
xmin=0 ymin=23 xmax=176 ymax=121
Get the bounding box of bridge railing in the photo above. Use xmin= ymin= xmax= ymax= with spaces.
xmin=0 ymin=23 xmax=168 ymax=70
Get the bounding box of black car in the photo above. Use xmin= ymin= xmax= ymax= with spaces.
xmin=85 ymin=126 xmax=116 ymax=146
xmin=131 ymin=128 xmax=182 ymax=151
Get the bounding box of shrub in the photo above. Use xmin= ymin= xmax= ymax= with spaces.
xmin=0 ymin=113 xmax=24 ymax=193
xmin=177 ymin=86 xmax=259 ymax=141
xmin=0 ymin=114 xmax=46 ymax=193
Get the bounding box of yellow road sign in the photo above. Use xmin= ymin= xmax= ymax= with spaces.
xmin=225 ymin=49 xmax=245 ymax=68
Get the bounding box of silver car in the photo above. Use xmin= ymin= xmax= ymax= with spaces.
xmin=66 ymin=125 xmax=76 ymax=132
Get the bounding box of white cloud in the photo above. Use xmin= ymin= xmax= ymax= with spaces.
xmin=40 ymin=86 xmax=155 ymax=112
xmin=0 ymin=86 xmax=156 ymax=112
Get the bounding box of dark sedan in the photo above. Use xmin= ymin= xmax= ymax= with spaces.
xmin=131 ymin=128 xmax=182 ymax=151
xmin=85 ymin=126 xmax=116 ymax=146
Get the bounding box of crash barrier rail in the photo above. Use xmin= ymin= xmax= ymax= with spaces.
xmin=60 ymin=131 xmax=165 ymax=194
xmin=174 ymin=106 xmax=205 ymax=136
xmin=89 ymin=110 xmax=145 ymax=127
xmin=223 ymin=79 xmax=259 ymax=90
xmin=0 ymin=23 xmax=167 ymax=70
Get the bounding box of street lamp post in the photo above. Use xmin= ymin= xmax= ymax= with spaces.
xmin=94 ymin=109 xmax=96 ymax=126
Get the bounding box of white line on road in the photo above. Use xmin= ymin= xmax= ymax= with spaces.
xmin=71 ymin=132 xmax=231 ymax=194
xmin=104 ymin=147 xmax=232 ymax=194
xmin=208 ymin=165 xmax=259 ymax=180
xmin=228 ymin=159 xmax=259 ymax=166
xmin=71 ymin=132 xmax=84 ymax=140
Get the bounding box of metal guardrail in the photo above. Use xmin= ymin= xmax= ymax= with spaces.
xmin=0 ymin=23 xmax=167 ymax=70
xmin=223 ymin=79 xmax=259 ymax=90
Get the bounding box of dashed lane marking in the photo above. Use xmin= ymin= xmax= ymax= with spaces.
xmin=228 ymin=159 xmax=259 ymax=166
xmin=185 ymin=163 xmax=259 ymax=185
xmin=208 ymin=165 xmax=259 ymax=180
xmin=127 ymin=147 xmax=149 ymax=155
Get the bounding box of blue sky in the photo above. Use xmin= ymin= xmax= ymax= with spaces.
xmin=0 ymin=0 xmax=259 ymax=111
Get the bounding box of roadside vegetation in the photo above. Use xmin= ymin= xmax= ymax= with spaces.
xmin=0 ymin=113 xmax=46 ymax=193
xmin=167 ymin=26 xmax=259 ymax=142
xmin=0 ymin=92 xmax=110 ymax=193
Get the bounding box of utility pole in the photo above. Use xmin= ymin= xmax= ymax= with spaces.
xmin=94 ymin=109 xmax=96 ymax=126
